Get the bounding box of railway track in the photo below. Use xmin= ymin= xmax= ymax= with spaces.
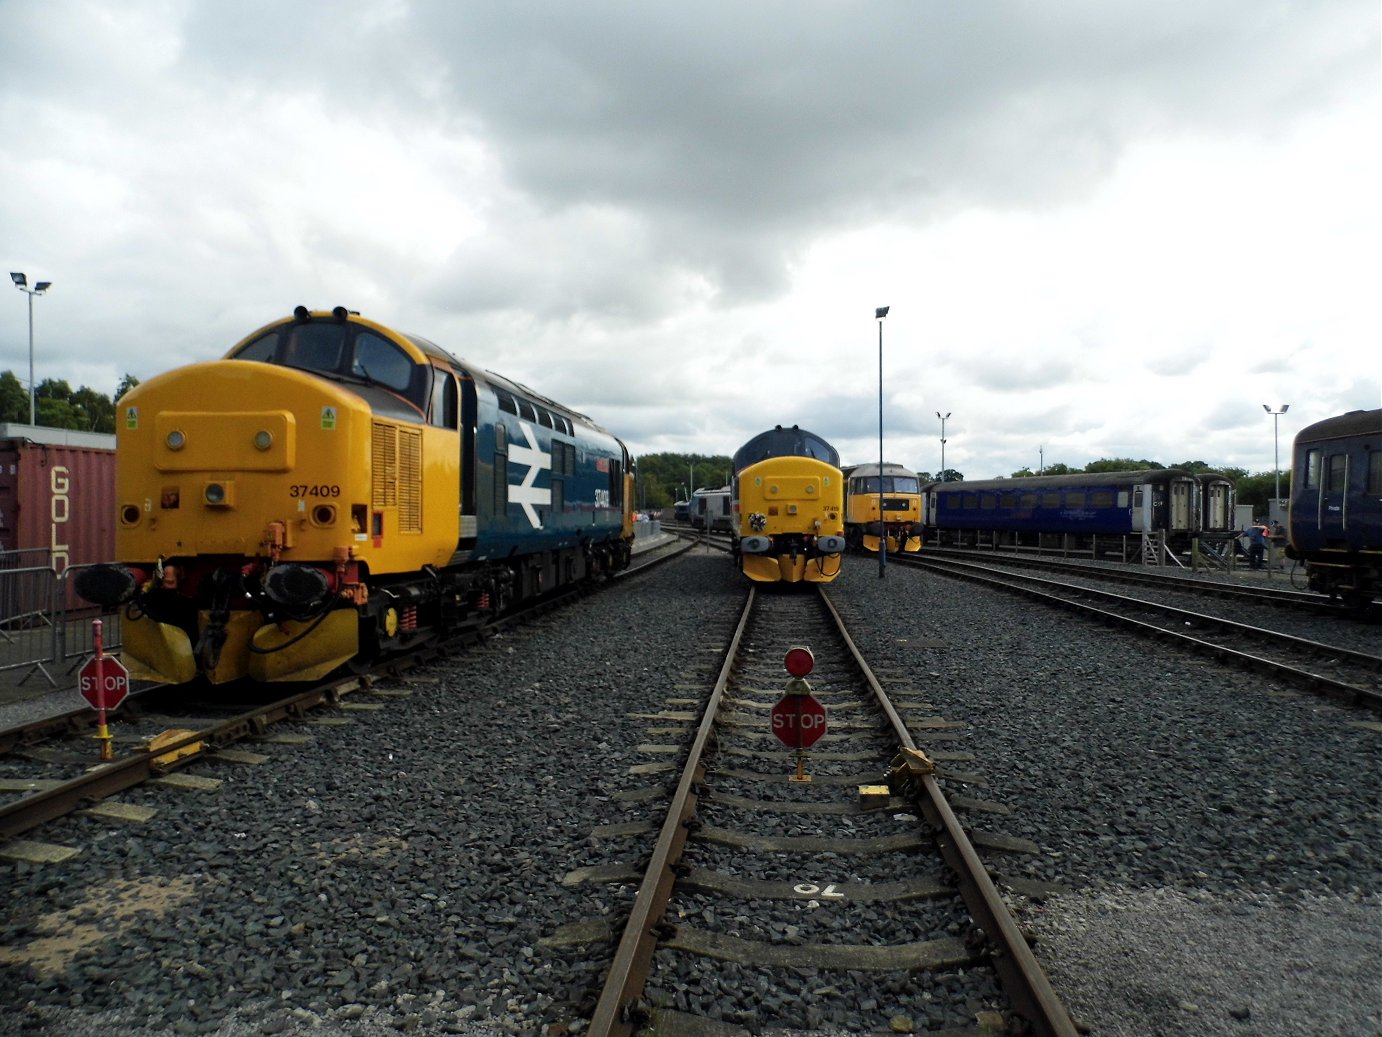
xmin=920 ymin=546 xmax=1360 ymax=616
xmin=579 ymin=584 xmax=1078 ymax=1036
xmin=0 ymin=541 xmax=690 ymax=852
xmin=899 ymin=554 xmax=1382 ymax=712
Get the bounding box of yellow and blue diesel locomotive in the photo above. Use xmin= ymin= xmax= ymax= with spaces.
xmin=842 ymin=461 xmax=922 ymax=554
xmin=1286 ymin=407 xmax=1382 ymax=609
xmin=731 ymin=425 xmax=845 ymax=583
xmin=76 ymin=307 xmax=634 ymax=684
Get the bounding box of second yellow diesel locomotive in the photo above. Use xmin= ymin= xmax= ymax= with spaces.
xmin=730 ymin=425 xmax=845 ymax=583
xmin=842 ymin=461 xmax=923 ymax=554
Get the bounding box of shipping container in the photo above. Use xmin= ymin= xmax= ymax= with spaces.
xmin=0 ymin=426 xmax=117 ymax=571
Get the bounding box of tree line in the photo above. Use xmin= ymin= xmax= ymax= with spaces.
xmin=633 ymin=452 xmax=1287 ymax=513
xmin=0 ymin=370 xmax=139 ymax=433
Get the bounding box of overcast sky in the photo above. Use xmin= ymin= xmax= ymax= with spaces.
xmin=2 ymin=1 xmax=1378 ymax=482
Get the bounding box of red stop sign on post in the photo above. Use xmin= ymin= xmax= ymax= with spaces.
xmin=78 ymin=655 xmax=130 ymax=712
xmin=771 ymin=692 xmax=827 ymax=749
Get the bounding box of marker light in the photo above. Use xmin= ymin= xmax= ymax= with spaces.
xmin=253 ymin=429 xmax=273 ymax=451
xmin=166 ymin=430 xmax=186 ymax=450
xmin=784 ymin=646 xmax=814 ymax=678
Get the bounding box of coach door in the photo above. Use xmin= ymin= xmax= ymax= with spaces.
xmin=1319 ymin=449 xmax=1350 ymax=544
xmin=1130 ymin=485 xmax=1151 ymax=532
xmin=1168 ymin=479 xmax=1194 ymax=532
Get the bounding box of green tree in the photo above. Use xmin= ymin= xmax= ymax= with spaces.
xmin=1084 ymin=457 xmax=1164 ymax=473
xmin=71 ymin=386 xmax=116 ymax=432
xmin=0 ymin=371 xmax=27 ymax=423
xmin=635 ymin=452 xmax=733 ymax=509
xmin=1234 ymin=471 xmax=1290 ymax=513
xmin=115 ymin=373 xmax=140 ymax=401
xmin=0 ymin=371 xmax=121 ymax=432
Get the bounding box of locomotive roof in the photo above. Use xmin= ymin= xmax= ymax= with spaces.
xmin=841 ymin=462 xmax=919 ymax=478
xmin=931 ymin=469 xmax=1194 ymax=492
xmin=733 ymin=425 xmax=840 ymax=472
xmin=1294 ymin=407 xmax=1382 ymax=443
xmin=234 ymin=309 xmax=610 ymax=435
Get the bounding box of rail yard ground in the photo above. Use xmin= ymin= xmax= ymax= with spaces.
xmin=1 ymin=540 xmax=1377 ymax=1037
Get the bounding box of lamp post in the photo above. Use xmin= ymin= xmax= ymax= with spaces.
xmin=936 ymin=411 xmax=951 ymax=481
xmin=1263 ymin=403 xmax=1289 ymax=510
xmin=10 ymin=272 xmax=52 ymax=427
xmin=875 ymin=307 xmax=889 ymax=576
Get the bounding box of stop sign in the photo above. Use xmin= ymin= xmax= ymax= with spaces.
xmin=78 ymin=655 xmax=131 ymax=712
xmin=771 ymin=692 xmax=827 ymax=749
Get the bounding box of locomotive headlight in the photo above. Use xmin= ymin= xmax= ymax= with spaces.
xmin=203 ymin=481 xmax=234 ymax=507
xmin=253 ymin=429 xmax=273 ymax=451
xmin=166 ymin=430 xmax=186 ymax=451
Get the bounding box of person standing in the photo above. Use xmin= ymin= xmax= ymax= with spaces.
xmin=1245 ymin=520 xmax=1268 ymax=570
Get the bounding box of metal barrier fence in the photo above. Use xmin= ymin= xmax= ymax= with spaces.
xmin=0 ymin=560 xmax=122 ymax=690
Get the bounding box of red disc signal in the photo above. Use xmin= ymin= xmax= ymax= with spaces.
xmin=770 ymin=692 xmax=827 ymax=749
xmin=783 ymin=646 xmax=814 ymax=678
xmin=78 ymin=655 xmax=130 ymax=712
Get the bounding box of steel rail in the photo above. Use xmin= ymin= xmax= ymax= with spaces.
xmin=587 ymin=587 xmax=755 ymax=1037
xmin=922 ymin=546 xmax=1337 ymax=611
xmin=902 ymin=555 xmax=1382 ymax=713
xmin=818 ymin=589 xmax=1081 ymax=1037
xmin=0 ymin=677 xmax=368 ymax=841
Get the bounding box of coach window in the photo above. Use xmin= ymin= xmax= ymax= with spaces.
xmin=980 ymin=493 xmax=997 ymax=510
xmin=1042 ymin=492 xmax=1061 ymax=508
xmin=1369 ymin=450 xmax=1382 ymax=494
xmin=963 ymin=493 xmax=978 ymax=510
xmin=1092 ymin=491 xmax=1114 ymax=508
xmin=1302 ymin=448 xmax=1321 ymax=489
xmin=1067 ymin=492 xmax=1085 ymax=508
xmin=1326 ymin=453 xmax=1347 ymax=492
xmin=1020 ymin=493 xmax=1037 ymax=509
xmin=1000 ymin=493 xmax=1017 ymax=509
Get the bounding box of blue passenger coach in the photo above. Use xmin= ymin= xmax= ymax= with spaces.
xmin=923 ymin=469 xmax=1200 ymax=554
xmin=1286 ymin=407 xmax=1382 ymax=608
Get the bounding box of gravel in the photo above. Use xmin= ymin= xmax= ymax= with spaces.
xmin=1 ymin=544 xmax=1378 ymax=1037
xmin=829 ymin=558 xmax=1382 ymax=1037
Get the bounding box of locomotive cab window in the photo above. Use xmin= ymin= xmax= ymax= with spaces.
xmin=351 ymin=333 xmax=414 ymax=393
xmin=229 ymin=319 xmax=431 ymax=415
xmin=429 ymin=369 xmax=458 ymax=429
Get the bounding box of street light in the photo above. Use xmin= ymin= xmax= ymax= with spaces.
xmin=10 ymin=272 xmax=53 ymax=426
xmin=936 ymin=411 xmax=951 ymax=481
xmin=1263 ymin=404 xmax=1289 ymax=509
xmin=875 ymin=306 xmax=889 ymax=577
